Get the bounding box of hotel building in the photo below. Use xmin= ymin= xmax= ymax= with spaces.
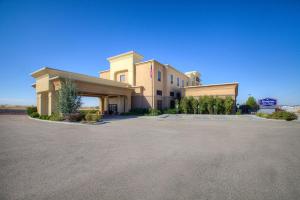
xmin=31 ymin=51 xmax=238 ymax=115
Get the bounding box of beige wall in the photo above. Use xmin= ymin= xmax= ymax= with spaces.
xmin=99 ymin=70 xmax=110 ymax=79
xmin=134 ymin=61 xmax=153 ymax=108
xmin=183 ymin=84 xmax=238 ymax=100
xmin=108 ymin=52 xmax=143 ymax=85
xmin=115 ymin=70 xmax=128 ymax=83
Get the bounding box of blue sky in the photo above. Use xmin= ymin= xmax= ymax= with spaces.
xmin=0 ymin=0 xmax=299 ymax=106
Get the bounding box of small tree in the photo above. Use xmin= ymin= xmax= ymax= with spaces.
xmin=224 ymin=96 xmax=234 ymax=114
xmin=190 ymin=97 xmax=199 ymax=114
xmin=180 ymin=97 xmax=189 ymax=114
xmin=57 ymin=79 xmax=82 ymax=116
xmin=207 ymin=96 xmax=215 ymax=114
xmin=215 ymin=97 xmax=225 ymax=114
xmin=199 ymin=96 xmax=208 ymax=114
xmin=246 ymin=96 xmax=259 ymax=112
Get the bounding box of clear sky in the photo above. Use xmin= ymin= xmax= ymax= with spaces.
xmin=0 ymin=0 xmax=299 ymax=106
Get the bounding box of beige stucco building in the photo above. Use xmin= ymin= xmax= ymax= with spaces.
xmin=31 ymin=51 xmax=238 ymax=115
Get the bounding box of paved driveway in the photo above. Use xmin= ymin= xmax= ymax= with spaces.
xmin=1 ymin=115 xmax=300 ymax=200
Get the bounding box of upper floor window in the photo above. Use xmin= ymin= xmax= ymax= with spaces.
xmin=170 ymin=92 xmax=174 ymax=97
xmin=157 ymin=70 xmax=161 ymax=82
xmin=181 ymin=80 xmax=184 ymax=87
xmin=156 ymin=90 xmax=162 ymax=96
xmin=170 ymin=74 xmax=173 ymax=84
xmin=119 ymin=74 xmax=125 ymax=82
xmin=177 ymin=77 xmax=179 ymax=87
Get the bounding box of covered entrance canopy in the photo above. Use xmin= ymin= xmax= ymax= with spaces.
xmin=31 ymin=67 xmax=133 ymax=115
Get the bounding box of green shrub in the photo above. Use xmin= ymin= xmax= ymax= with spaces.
xmin=214 ymin=97 xmax=225 ymax=114
xmin=85 ymin=113 xmax=102 ymax=122
xmin=239 ymin=104 xmax=251 ymax=114
xmin=190 ymin=97 xmax=199 ymax=114
xmin=129 ymin=108 xmax=149 ymax=115
xmin=39 ymin=115 xmax=50 ymax=120
xmin=57 ymin=79 xmax=82 ymax=115
xmin=147 ymin=108 xmax=161 ymax=116
xmin=180 ymin=97 xmax=190 ymax=114
xmin=270 ymin=111 xmax=298 ymax=121
xmin=224 ymin=96 xmax=234 ymax=114
xmin=198 ymin=96 xmax=208 ymax=114
xmin=163 ymin=108 xmax=177 ymax=114
xmin=207 ymin=96 xmax=215 ymax=114
xmin=256 ymin=111 xmax=297 ymax=121
xmin=49 ymin=113 xmax=64 ymax=121
xmin=120 ymin=112 xmax=132 ymax=116
xmin=246 ymin=96 xmax=259 ymax=112
xmin=30 ymin=112 xmax=40 ymax=118
xmin=236 ymin=109 xmax=241 ymax=115
xmin=27 ymin=106 xmax=37 ymax=115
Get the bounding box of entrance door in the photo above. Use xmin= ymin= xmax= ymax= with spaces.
xmin=108 ymin=104 xmax=118 ymax=114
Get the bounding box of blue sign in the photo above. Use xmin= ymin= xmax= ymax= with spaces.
xmin=258 ymin=98 xmax=277 ymax=108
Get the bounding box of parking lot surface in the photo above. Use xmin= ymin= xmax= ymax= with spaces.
xmin=1 ymin=115 xmax=300 ymax=200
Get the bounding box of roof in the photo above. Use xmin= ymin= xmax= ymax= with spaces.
xmin=31 ymin=67 xmax=132 ymax=89
xmin=135 ymin=60 xmax=189 ymax=78
xmin=107 ymin=51 xmax=144 ymax=61
xmin=184 ymin=82 xmax=239 ymax=88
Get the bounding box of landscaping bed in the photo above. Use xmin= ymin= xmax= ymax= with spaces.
xmin=27 ymin=106 xmax=103 ymax=124
xmin=256 ymin=111 xmax=298 ymax=121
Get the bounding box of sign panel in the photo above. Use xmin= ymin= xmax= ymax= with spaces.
xmin=258 ymin=98 xmax=277 ymax=109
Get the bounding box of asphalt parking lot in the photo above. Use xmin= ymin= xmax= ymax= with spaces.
xmin=1 ymin=115 xmax=300 ymax=200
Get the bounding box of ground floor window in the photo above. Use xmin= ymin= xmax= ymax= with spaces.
xmin=157 ymin=100 xmax=163 ymax=110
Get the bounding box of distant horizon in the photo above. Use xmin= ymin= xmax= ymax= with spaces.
xmin=1 ymin=0 xmax=299 ymax=106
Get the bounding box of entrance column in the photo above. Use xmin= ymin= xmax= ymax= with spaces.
xmin=37 ymin=92 xmax=48 ymax=115
xmin=99 ymin=96 xmax=105 ymax=114
xmin=48 ymin=91 xmax=57 ymax=115
xmin=37 ymin=93 xmax=42 ymax=115
xmin=125 ymin=95 xmax=131 ymax=112
xmin=104 ymin=96 xmax=109 ymax=114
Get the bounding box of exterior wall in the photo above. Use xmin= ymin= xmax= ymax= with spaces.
xmin=36 ymin=74 xmax=50 ymax=92
xmin=108 ymin=52 xmax=143 ymax=85
xmin=115 ymin=70 xmax=128 ymax=83
xmin=183 ymin=84 xmax=238 ymax=100
xmin=134 ymin=61 xmax=153 ymax=108
xmin=108 ymin=96 xmax=125 ymax=113
xmin=99 ymin=70 xmax=110 ymax=79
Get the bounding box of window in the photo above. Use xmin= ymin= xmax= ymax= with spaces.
xmin=170 ymin=92 xmax=174 ymax=97
xmin=156 ymin=90 xmax=162 ymax=96
xmin=186 ymin=81 xmax=189 ymax=86
xmin=170 ymin=100 xmax=175 ymax=109
xmin=158 ymin=70 xmax=161 ymax=81
xmin=170 ymin=74 xmax=173 ymax=84
xmin=177 ymin=77 xmax=179 ymax=87
xmin=196 ymin=77 xmax=200 ymax=82
xmin=181 ymin=80 xmax=184 ymax=87
xmin=157 ymin=100 xmax=163 ymax=110
xmin=119 ymin=74 xmax=125 ymax=82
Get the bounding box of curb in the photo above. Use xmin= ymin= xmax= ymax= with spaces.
xmin=27 ymin=116 xmax=105 ymax=126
